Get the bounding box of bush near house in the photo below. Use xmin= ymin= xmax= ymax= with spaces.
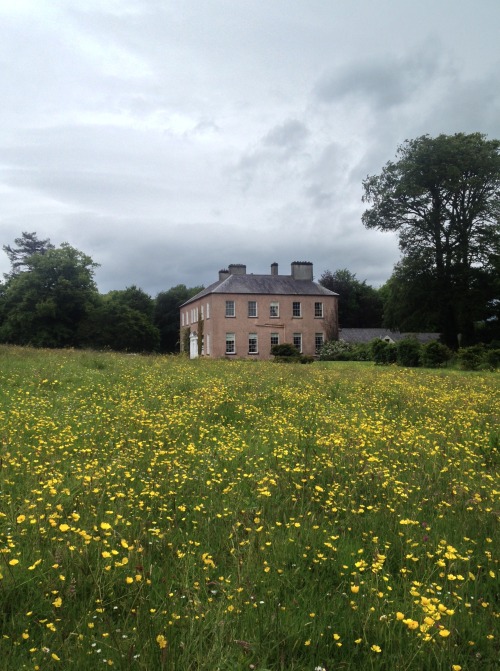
xmin=421 ymin=341 xmax=452 ymax=368
xmin=271 ymin=343 xmax=314 ymax=364
xmin=318 ymin=339 xmax=371 ymax=362
xmin=370 ymin=338 xmax=397 ymax=365
xmin=395 ymin=338 xmax=422 ymax=367
xmin=457 ymin=344 xmax=500 ymax=371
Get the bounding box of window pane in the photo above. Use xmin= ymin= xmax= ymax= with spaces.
xmin=225 ymin=300 xmax=235 ymax=317
xmin=270 ymin=333 xmax=279 ymax=347
xmin=293 ymin=333 xmax=302 ymax=352
xmin=270 ymin=301 xmax=279 ymax=317
xmin=226 ymin=333 xmax=235 ymax=354
xmin=315 ymin=333 xmax=324 ymax=352
xmin=248 ymin=301 xmax=257 ymax=317
xmin=315 ymin=302 xmax=323 ymax=317
xmin=293 ymin=301 xmax=301 ymax=317
xmin=248 ymin=333 xmax=258 ymax=353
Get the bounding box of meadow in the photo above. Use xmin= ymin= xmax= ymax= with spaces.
xmin=0 ymin=346 xmax=498 ymax=670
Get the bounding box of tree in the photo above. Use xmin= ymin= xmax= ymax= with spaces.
xmin=319 ymin=268 xmax=383 ymax=328
xmin=0 ymin=243 xmax=99 ymax=347
xmin=78 ymin=301 xmax=160 ymax=352
xmin=154 ymin=285 xmax=203 ymax=353
xmin=78 ymin=286 xmax=160 ymax=352
xmin=378 ymin=253 xmax=440 ymax=332
xmin=362 ymin=133 xmax=500 ymax=348
xmin=104 ymin=285 xmax=155 ymax=320
xmin=3 ymin=231 xmax=54 ymax=278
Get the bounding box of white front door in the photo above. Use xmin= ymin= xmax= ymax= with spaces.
xmin=189 ymin=332 xmax=198 ymax=359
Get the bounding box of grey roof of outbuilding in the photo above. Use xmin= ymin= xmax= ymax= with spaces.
xmin=182 ymin=274 xmax=338 ymax=306
xmin=339 ymin=328 xmax=440 ymax=344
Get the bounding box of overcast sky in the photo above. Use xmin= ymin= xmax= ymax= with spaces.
xmin=1 ymin=0 xmax=499 ymax=295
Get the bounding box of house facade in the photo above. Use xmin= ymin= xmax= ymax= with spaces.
xmin=180 ymin=262 xmax=338 ymax=359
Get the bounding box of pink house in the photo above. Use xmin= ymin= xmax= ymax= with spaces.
xmin=180 ymin=262 xmax=338 ymax=359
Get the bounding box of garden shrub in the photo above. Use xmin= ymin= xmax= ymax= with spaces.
xmin=396 ymin=338 xmax=422 ymax=367
xmin=271 ymin=342 xmax=303 ymax=363
xmin=318 ymin=340 xmax=372 ymax=361
xmin=370 ymin=338 xmax=397 ymax=365
xmin=421 ymin=341 xmax=452 ymax=368
xmin=484 ymin=348 xmax=500 ymax=370
xmin=318 ymin=339 xmax=353 ymax=361
xmin=457 ymin=344 xmax=486 ymax=370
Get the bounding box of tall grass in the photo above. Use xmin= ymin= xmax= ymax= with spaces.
xmin=0 ymin=347 xmax=498 ymax=670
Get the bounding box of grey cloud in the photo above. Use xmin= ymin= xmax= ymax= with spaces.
xmin=233 ymin=119 xmax=311 ymax=191
xmin=314 ymin=45 xmax=444 ymax=110
xmin=263 ymin=120 xmax=309 ymax=150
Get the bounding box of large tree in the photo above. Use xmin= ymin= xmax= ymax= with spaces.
xmin=3 ymin=231 xmax=54 ymax=278
xmin=362 ymin=133 xmax=500 ymax=347
xmin=378 ymin=253 xmax=441 ymax=332
xmin=319 ymin=268 xmax=383 ymax=328
xmin=78 ymin=301 xmax=160 ymax=352
xmin=0 ymin=242 xmax=99 ymax=347
xmin=105 ymin=285 xmax=155 ymax=320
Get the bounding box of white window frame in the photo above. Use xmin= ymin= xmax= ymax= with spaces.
xmin=225 ymin=300 xmax=235 ymax=317
xmin=314 ymin=302 xmax=323 ymax=318
xmin=270 ymin=332 xmax=279 ymax=348
xmin=226 ymin=333 xmax=235 ymax=354
xmin=248 ymin=300 xmax=257 ymax=318
xmin=248 ymin=333 xmax=258 ymax=354
xmin=270 ymin=301 xmax=279 ymax=318
xmin=292 ymin=301 xmax=301 ymax=318
xmin=206 ymin=302 xmax=210 ymax=319
xmin=293 ymin=332 xmax=302 ymax=353
xmin=315 ymin=333 xmax=324 ymax=353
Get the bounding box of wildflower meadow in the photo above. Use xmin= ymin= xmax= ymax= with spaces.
xmin=0 ymin=346 xmax=498 ymax=670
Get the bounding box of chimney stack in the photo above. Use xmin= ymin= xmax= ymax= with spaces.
xmin=218 ymin=268 xmax=230 ymax=281
xmin=291 ymin=261 xmax=313 ymax=280
xmin=271 ymin=262 xmax=278 ymax=276
xmin=228 ymin=264 xmax=246 ymax=275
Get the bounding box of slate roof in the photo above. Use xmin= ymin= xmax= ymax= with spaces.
xmin=339 ymin=328 xmax=440 ymax=344
xmin=182 ymin=274 xmax=338 ymax=306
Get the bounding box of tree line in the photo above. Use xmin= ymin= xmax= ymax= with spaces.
xmin=0 ymin=232 xmax=202 ymax=352
xmin=1 ymin=132 xmax=498 ymax=351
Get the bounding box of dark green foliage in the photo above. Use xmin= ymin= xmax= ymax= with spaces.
xmin=456 ymin=344 xmax=500 ymax=371
xmin=457 ymin=345 xmax=486 ymax=370
xmin=396 ymin=338 xmax=422 ymax=367
xmin=319 ymin=268 xmax=383 ymax=327
xmin=0 ymin=243 xmax=99 ymax=347
xmin=371 ymin=338 xmax=397 ymax=365
xmin=271 ymin=342 xmax=300 ymax=358
xmin=181 ymin=327 xmax=190 ymax=355
xmin=270 ymin=342 xmax=313 ymax=363
xmin=105 ymin=285 xmax=155 ymax=320
xmin=363 ymin=133 xmax=500 ymax=348
xmin=78 ymin=301 xmax=160 ymax=352
xmin=484 ymin=348 xmax=500 ymax=370
xmin=421 ymin=341 xmax=452 ymax=368
xmin=378 ymin=253 xmax=441 ymax=332
xmin=154 ymin=285 xmax=204 ymax=353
